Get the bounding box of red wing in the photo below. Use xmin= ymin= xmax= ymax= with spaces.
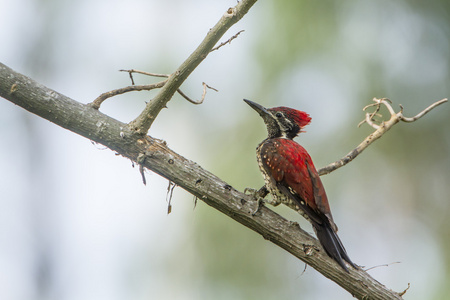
xmin=305 ymin=160 xmax=336 ymax=229
xmin=260 ymin=139 xmax=336 ymax=228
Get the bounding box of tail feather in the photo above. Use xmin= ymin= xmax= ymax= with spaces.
xmin=313 ymin=222 xmax=357 ymax=272
xmin=275 ymin=184 xmax=356 ymax=271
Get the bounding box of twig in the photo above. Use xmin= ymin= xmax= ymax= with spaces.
xmin=399 ymin=99 xmax=447 ymax=122
xmin=177 ymin=82 xmax=218 ymax=105
xmin=88 ymin=70 xmax=172 ymax=109
xmin=318 ymin=98 xmax=448 ymax=176
xmin=364 ymin=261 xmax=401 ymax=271
xmin=300 ymin=263 xmax=308 ymax=276
xmin=124 ymin=69 xmax=136 ymax=85
xmin=119 ymin=69 xmax=169 ymax=79
xmin=211 ymin=30 xmax=245 ymax=52
xmin=88 ymin=81 xmax=167 ymax=110
xmin=90 ymin=70 xmax=218 ymax=110
xmin=399 ymin=283 xmax=411 ymax=297
xmin=166 ymin=181 xmax=176 ymax=214
xmin=89 ymin=70 xmax=170 ymax=110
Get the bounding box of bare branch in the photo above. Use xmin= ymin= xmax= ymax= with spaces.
xmin=88 ymin=80 xmax=167 ymax=110
xmin=363 ymin=110 xmax=381 ymax=130
xmin=211 ymin=30 xmax=245 ymax=52
xmin=364 ymin=261 xmax=401 ymax=271
xmin=400 ymin=98 xmax=447 ymax=122
xmin=130 ymin=1 xmax=258 ymax=135
xmin=119 ymin=69 xmax=170 ymax=79
xmin=119 ymin=69 xmax=218 ymax=105
xmin=318 ymin=98 xmax=448 ymax=176
xmin=399 ymin=283 xmax=411 ymax=297
xmin=90 ymin=69 xmax=220 ymax=110
xmin=88 ymin=70 xmax=171 ymax=110
xmin=166 ymin=181 xmax=176 ymax=214
xmin=177 ymin=82 xmax=218 ymax=105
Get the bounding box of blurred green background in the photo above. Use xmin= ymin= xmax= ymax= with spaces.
xmin=1 ymin=0 xmax=449 ymax=299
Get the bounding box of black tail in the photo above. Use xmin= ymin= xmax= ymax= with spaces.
xmin=313 ymin=222 xmax=357 ymax=272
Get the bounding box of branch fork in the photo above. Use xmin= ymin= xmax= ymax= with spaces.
xmin=318 ymin=97 xmax=447 ymax=176
xmin=359 ymin=97 xmax=447 ymax=129
xmin=88 ymin=69 xmax=218 ymax=110
xmin=89 ymin=1 xmax=252 ymax=136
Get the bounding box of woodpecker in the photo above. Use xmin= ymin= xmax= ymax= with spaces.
xmin=244 ymin=99 xmax=356 ymax=272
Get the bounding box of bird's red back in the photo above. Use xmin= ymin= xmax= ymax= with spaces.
xmin=260 ymin=138 xmax=335 ymax=227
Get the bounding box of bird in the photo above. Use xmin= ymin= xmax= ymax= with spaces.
xmin=244 ymin=99 xmax=356 ymax=272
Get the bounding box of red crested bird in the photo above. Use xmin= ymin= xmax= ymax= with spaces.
xmin=244 ymin=99 xmax=356 ymax=272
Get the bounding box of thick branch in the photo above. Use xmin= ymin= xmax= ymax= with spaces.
xmin=129 ymin=1 xmax=257 ymax=134
xmin=0 ymin=63 xmax=403 ymax=300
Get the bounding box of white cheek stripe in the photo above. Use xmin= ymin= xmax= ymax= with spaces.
xmin=275 ymin=117 xmax=292 ymax=139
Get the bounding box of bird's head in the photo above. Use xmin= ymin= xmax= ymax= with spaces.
xmin=244 ymin=99 xmax=311 ymax=139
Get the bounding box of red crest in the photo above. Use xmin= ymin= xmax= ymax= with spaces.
xmin=269 ymin=107 xmax=312 ymax=128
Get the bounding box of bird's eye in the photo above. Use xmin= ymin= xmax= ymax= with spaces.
xmin=275 ymin=112 xmax=283 ymax=118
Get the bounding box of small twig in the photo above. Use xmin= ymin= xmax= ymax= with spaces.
xmin=364 ymin=111 xmax=380 ymax=130
xmin=124 ymin=70 xmax=135 ymax=85
xmin=119 ymin=69 xmax=169 ymax=79
xmin=364 ymin=261 xmax=401 ymax=272
xmin=177 ymin=82 xmax=218 ymax=105
xmin=90 ymin=69 xmax=220 ymax=110
xmin=120 ymin=69 xmax=217 ymax=105
xmin=166 ymin=181 xmax=177 ymax=214
xmin=89 ymin=69 xmax=172 ymax=110
xmin=211 ymin=30 xmax=245 ymax=52
xmin=398 ymin=283 xmax=411 ymax=297
xmin=318 ymin=98 xmax=448 ymax=176
xmin=400 ymin=98 xmax=447 ymax=122
xmin=88 ymin=81 xmax=167 ymax=110
xmin=193 ymin=195 xmax=198 ymax=209
xmin=300 ymin=263 xmax=308 ymax=276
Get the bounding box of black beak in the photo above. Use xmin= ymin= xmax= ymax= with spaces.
xmin=244 ymin=99 xmax=271 ymax=118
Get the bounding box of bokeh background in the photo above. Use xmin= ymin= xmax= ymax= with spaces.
xmin=1 ymin=0 xmax=449 ymax=299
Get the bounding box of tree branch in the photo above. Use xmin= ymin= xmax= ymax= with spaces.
xmin=0 ymin=62 xmax=405 ymax=300
xmin=176 ymin=82 xmax=218 ymax=105
xmin=129 ymin=1 xmax=257 ymax=135
xmin=88 ymin=80 xmax=167 ymax=110
xmin=88 ymin=69 xmax=216 ymax=109
xmin=318 ymin=97 xmax=447 ymax=176
xmin=211 ymin=30 xmax=245 ymax=52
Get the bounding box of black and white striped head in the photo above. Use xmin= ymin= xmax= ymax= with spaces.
xmin=244 ymin=99 xmax=311 ymax=139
